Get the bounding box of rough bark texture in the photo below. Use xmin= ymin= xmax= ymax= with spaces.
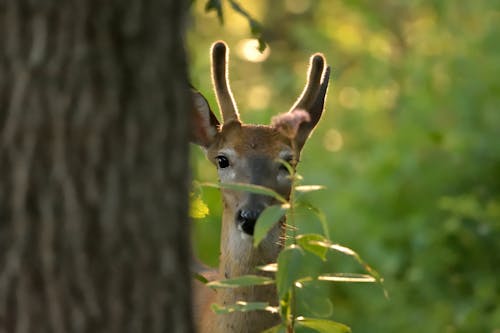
xmin=0 ymin=1 xmax=193 ymax=332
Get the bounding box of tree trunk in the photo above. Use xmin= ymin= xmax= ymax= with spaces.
xmin=0 ymin=1 xmax=193 ymax=332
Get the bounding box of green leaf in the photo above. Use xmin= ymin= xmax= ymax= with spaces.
xmin=257 ymin=38 xmax=267 ymax=52
xmin=296 ymin=200 xmax=330 ymax=239
xmin=211 ymin=301 xmax=278 ymax=314
xmin=261 ymin=323 xmax=287 ymax=333
xmin=296 ymin=317 xmax=351 ymax=333
xmin=225 ymin=0 xmax=268 ymax=51
xmin=297 ymin=284 xmax=334 ymax=318
xmin=318 ymin=273 xmax=377 ymax=283
xmin=276 ymin=245 xmax=305 ymax=299
xmin=276 ymin=159 xmax=294 ymax=175
xmin=308 ymin=239 xmax=386 ymax=294
xmin=227 ymin=0 xmax=254 ymax=22
xmin=204 ymin=0 xmax=224 ymax=24
xmin=206 ymin=275 xmax=275 ymax=289
xmin=189 ymin=194 xmax=210 ymax=219
xmin=192 ymin=272 xmax=209 ymax=284
xmin=249 ymin=19 xmax=262 ymax=36
xmin=198 ymin=182 xmax=288 ymax=203
xmin=296 ymin=234 xmax=329 ymax=261
xmin=254 ymin=204 xmax=290 ymax=247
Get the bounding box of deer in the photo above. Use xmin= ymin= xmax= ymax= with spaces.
xmin=190 ymin=41 xmax=330 ymax=333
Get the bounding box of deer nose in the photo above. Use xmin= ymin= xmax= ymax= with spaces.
xmin=236 ymin=209 xmax=262 ymax=236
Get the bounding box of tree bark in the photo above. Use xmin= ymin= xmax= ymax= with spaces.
xmin=0 ymin=1 xmax=193 ymax=332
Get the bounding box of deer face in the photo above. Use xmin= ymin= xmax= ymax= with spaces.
xmin=191 ymin=41 xmax=330 ymax=238
xmin=205 ymin=123 xmax=294 ymax=235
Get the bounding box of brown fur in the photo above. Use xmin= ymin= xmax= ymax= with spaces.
xmin=194 ymin=125 xmax=289 ymax=333
xmin=206 ymin=123 xmax=292 ymax=161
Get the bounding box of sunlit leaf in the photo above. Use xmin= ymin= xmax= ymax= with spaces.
xmin=296 ymin=234 xmax=329 ymax=261
xmin=206 ymin=275 xmax=274 ymax=289
xmin=326 ymin=243 xmax=357 ymax=256
xmin=197 ymin=182 xmax=288 ymax=203
xmin=295 ymin=185 xmax=326 ymax=193
xmin=296 ymin=317 xmax=351 ymax=333
xmin=254 ymin=204 xmax=290 ymax=247
xmin=257 ymin=263 xmax=277 ymax=272
xmin=309 ymin=239 xmax=385 ymax=291
xmin=211 ymin=301 xmax=278 ymax=314
xmin=189 ymin=195 xmax=210 ymax=219
xmin=318 ymin=273 xmax=377 ymax=283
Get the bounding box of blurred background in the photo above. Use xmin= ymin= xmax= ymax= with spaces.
xmin=187 ymin=1 xmax=499 ymax=332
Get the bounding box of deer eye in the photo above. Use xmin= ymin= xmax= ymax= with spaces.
xmin=215 ymin=155 xmax=230 ymax=169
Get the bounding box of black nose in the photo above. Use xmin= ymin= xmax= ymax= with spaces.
xmin=236 ymin=209 xmax=261 ymax=235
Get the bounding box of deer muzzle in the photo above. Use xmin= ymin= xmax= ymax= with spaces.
xmin=235 ymin=208 xmax=263 ymax=236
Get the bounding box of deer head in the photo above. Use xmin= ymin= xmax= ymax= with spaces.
xmin=191 ymin=40 xmax=330 ymax=241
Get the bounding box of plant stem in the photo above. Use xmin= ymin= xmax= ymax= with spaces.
xmin=288 ymin=141 xmax=298 ymax=332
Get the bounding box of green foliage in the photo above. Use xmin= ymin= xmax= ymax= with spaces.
xmin=295 ymin=317 xmax=351 ymax=333
xmin=204 ymin=0 xmax=224 ymax=24
xmin=276 ymin=245 xmax=307 ymax=299
xmin=192 ymin=170 xmax=381 ymax=331
xmin=193 ymin=272 xmax=209 ymax=284
xmin=262 ymin=324 xmax=286 ymax=333
xmin=189 ymin=0 xmax=499 ymax=331
xmin=254 ymin=204 xmax=290 ymax=247
xmin=296 ymin=234 xmax=328 ymax=261
xmin=202 ymin=0 xmax=266 ymax=50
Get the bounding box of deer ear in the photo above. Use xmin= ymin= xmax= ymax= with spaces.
xmin=191 ymin=88 xmax=220 ymax=147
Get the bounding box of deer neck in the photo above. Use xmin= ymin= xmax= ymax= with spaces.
xmin=219 ymin=206 xmax=283 ymax=279
xmin=213 ymin=205 xmax=283 ymax=333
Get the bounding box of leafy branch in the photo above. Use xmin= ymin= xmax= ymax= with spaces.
xmin=204 ymin=0 xmax=266 ymax=51
xmin=192 ymin=169 xmax=386 ymax=332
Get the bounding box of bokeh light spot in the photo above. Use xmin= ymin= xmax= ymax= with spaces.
xmin=377 ymin=81 xmax=400 ymax=110
xmin=285 ymin=0 xmax=312 ymax=14
xmin=246 ymin=85 xmax=271 ymax=110
xmin=237 ymin=39 xmax=270 ymax=63
xmin=334 ymin=23 xmax=363 ymax=52
xmin=369 ymin=35 xmax=392 ymax=60
xmin=339 ymin=86 xmax=361 ymax=109
xmin=323 ymin=129 xmax=343 ymax=152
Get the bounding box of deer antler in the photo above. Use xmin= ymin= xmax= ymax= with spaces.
xmin=289 ymin=53 xmax=326 ymax=112
xmin=309 ymin=65 xmax=330 ymax=124
xmin=288 ymin=53 xmax=330 ymax=151
xmin=211 ymin=41 xmax=240 ymax=124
